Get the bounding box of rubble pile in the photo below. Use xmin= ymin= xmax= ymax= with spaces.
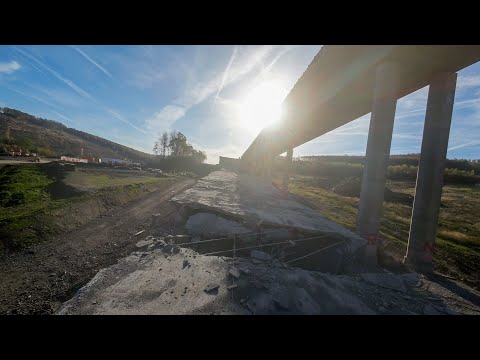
xmin=57 ymin=236 xmax=466 ymax=315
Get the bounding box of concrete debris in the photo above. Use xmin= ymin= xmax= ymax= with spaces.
xmin=162 ymin=244 xmax=179 ymax=254
xmin=360 ymin=273 xmax=409 ymax=293
xmin=251 ymin=250 xmax=273 ymax=261
xmin=229 ymin=267 xmax=241 ymax=279
xmin=204 ymin=284 xmax=220 ymax=295
xmin=57 ymin=247 xmax=465 ymax=315
xmin=239 ymin=267 xmax=251 ymax=275
xmin=134 ymin=230 xmax=146 ymax=237
xmin=273 ymin=291 xmax=289 ymax=310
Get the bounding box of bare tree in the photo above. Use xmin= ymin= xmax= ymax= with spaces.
xmin=153 ymin=141 xmax=159 ymax=156
xmin=161 ymin=131 xmax=169 ymax=158
xmin=169 ymin=130 xmax=178 ymax=156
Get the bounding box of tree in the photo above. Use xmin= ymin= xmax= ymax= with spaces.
xmin=153 ymin=141 xmax=159 ymax=156
xmin=152 ymin=130 xmax=207 ymax=163
xmin=192 ymin=149 xmax=207 ymax=163
xmin=2 ymin=126 xmax=12 ymax=145
xmin=18 ymin=137 xmax=33 ymax=150
xmin=161 ymin=131 xmax=169 ymax=158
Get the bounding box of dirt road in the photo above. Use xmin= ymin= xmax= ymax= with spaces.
xmin=0 ymin=178 xmax=195 ymax=315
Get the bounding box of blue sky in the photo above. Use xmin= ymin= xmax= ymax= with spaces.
xmin=0 ymin=45 xmax=479 ymax=163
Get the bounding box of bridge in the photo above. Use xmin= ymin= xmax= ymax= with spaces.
xmin=240 ymin=45 xmax=480 ymax=271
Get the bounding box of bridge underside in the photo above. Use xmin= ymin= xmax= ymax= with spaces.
xmin=239 ymin=45 xmax=480 ymax=271
xmin=242 ymin=45 xmax=480 ymax=161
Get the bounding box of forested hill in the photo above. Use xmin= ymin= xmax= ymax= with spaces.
xmin=0 ymin=107 xmax=153 ymax=162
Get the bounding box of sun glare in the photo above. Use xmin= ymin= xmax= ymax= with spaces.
xmin=237 ymin=81 xmax=287 ymax=135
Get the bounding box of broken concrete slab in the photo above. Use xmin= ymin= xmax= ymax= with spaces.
xmin=171 ymin=170 xmax=367 ymax=261
xmin=185 ymin=212 xmax=251 ymax=238
xmin=172 ymin=171 xmax=363 ymax=235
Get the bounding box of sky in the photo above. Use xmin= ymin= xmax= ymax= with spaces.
xmin=0 ymin=45 xmax=479 ymax=163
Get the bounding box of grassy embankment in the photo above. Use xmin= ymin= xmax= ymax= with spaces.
xmin=0 ymin=164 xmax=177 ymax=251
xmin=281 ymin=173 xmax=480 ymax=289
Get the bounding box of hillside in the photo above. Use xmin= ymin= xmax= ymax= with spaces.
xmin=0 ymin=107 xmax=153 ymax=162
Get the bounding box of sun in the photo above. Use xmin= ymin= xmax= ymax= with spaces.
xmin=237 ymin=80 xmax=287 ymax=135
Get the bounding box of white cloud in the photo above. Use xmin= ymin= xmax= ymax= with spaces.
xmin=145 ymin=46 xmax=286 ymax=131
xmin=457 ymin=74 xmax=480 ymax=89
xmin=145 ymin=105 xmax=186 ymax=132
xmin=0 ymin=61 xmax=21 ymax=74
xmin=71 ymin=46 xmax=113 ymax=79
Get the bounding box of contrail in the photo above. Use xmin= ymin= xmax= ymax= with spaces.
xmin=253 ymin=45 xmax=298 ymax=83
xmin=448 ymin=140 xmax=480 ymax=151
xmin=52 ymin=111 xmax=75 ymax=124
xmin=213 ymin=46 xmax=238 ymax=108
xmin=13 ymin=46 xmax=94 ymax=101
xmin=70 ymin=45 xmax=113 ymax=79
xmin=10 ymin=47 xmax=48 ymax=78
xmin=13 ymin=46 xmax=145 ymax=135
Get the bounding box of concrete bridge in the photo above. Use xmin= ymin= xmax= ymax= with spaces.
xmin=240 ymin=45 xmax=480 ymax=271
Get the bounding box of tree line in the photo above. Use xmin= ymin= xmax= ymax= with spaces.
xmin=153 ymin=130 xmax=206 ymax=163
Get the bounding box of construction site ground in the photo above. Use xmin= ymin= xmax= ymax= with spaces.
xmin=58 ymin=237 xmax=480 ymax=315
xmin=0 ymin=177 xmax=194 ymax=315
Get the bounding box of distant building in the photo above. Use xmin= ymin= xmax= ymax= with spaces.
xmin=219 ymin=156 xmax=240 ymax=171
xmin=84 ymin=156 xmax=100 ymax=163
xmin=100 ymin=157 xmax=132 ymax=166
xmin=60 ymin=156 xmax=88 ymax=163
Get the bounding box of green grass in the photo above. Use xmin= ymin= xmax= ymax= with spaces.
xmin=65 ymin=172 xmax=165 ymax=190
xmin=0 ymin=165 xmax=177 ymax=251
xmin=281 ymin=174 xmax=480 ymax=289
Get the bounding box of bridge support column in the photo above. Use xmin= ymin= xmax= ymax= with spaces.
xmin=404 ymin=72 xmax=457 ymax=272
xmin=357 ymin=62 xmax=400 ymax=265
xmin=283 ymin=147 xmax=293 ymax=193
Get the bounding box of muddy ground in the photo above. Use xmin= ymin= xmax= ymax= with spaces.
xmin=0 ymin=178 xmax=195 ymax=315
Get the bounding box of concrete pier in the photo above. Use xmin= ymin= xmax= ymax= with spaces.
xmin=356 ymin=62 xmax=400 ymax=264
xmin=404 ymin=72 xmax=457 ymax=271
xmin=283 ymin=147 xmax=293 ymax=192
